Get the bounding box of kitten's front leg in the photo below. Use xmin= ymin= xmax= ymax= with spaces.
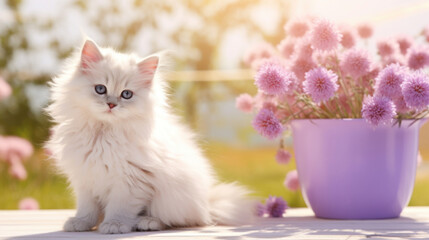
xmin=64 ymin=189 xmax=100 ymax=232
xmin=137 ymin=216 xmax=166 ymax=231
xmin=98 ymin=189 xmax=141 ymax=234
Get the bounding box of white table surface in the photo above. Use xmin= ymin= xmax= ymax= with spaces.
xmin=1 ymin=207 xmax=429 ymax=239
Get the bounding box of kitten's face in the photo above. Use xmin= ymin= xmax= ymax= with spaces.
xmin=69 ymin=40 xmax=158 ymax=123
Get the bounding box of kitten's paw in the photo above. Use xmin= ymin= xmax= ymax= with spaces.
xmin=63 ymin=217 xmax=94 ymax=232
xmin=137 ymin=216 xmax=166 ymax=231
xmin=99 ymin=220 xmax=132 ymax=234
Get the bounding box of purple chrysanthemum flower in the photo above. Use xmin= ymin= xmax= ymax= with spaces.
xmin=303 ymin=67 xmax=339 ymax=104
xmin=309 ymin=18 xmax=342 ymax=52
xmin=374 ymin=64 xmax=408 ymax=99
xmin=362 ymin=96 xmax=396 ymax=126
xmin=401 ymin=71 xmax=429 ymax=110
xmin=406 ymin=46 xmax=429 ymax=70
xmin=255 ymin=61 xmax=295 ymax=95
xmin=252 ymin=109 xmax=283 ymax=139
xmin=340 ymin=48 xmax=371 ymax=80
xmin=265 ymin=196 xmax=288 ymax=218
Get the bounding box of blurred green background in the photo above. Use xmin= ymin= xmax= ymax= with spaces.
xmin=1 ymin=0 xmax=429 ymax=209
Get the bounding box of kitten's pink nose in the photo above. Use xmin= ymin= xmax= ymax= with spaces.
xmin=107 ymin=103 xmax=117 ymax=109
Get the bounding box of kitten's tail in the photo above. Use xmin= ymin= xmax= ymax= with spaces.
xmin=209 ymin=182 xmax=256 ymax=226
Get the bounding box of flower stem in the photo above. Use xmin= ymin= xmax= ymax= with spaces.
xmin=334 ymin=54 xmax=358 ymax=118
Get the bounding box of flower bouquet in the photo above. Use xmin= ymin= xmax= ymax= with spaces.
xmin=237 ymin=17 xmax=429 ymax=219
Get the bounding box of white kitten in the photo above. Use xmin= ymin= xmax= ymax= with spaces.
xmin=46 ymin=40 xmax=254 ymax=234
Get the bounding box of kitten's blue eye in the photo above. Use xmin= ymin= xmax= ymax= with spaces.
xmin=121 ymin=90 xmax=133 ymax=99
xmin=95 ymin=85 xmax=106 ymax=95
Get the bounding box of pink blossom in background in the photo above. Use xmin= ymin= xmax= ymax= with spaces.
xmin=381 ymin=54 xmax=405 ymax=67
xmin=406 ymin=46 xmax=429 ymax=70
xmin=235 ymin=93 xmax=253 ymax=113
xmin=374 ymin=64 xmax=408 ymax=99
xmin=275 ymin=95 xmax=313 ymax=117
xmin=340 ymin=27 xmax=356 ymax=49
xmin=362 ymin=64 xmax=381 ymax=91
xmin=290 ymin=57 xmax=317 ymax=81
xmin=315 ymin=52 xmax=337 ymax=67
xmin=294 ymin=38 xmax=314 ymax=59
xmin=368 ymin=64 xmax=381 ymax=78
xmin=362 ymin=96 xmax=396 ymax=126
xmin=0 ymin=76 xmax=12 ymax=100
xmin=277 ymin=38 xmax=295 ymax=59
xmin=249 ymin=59 xmax=262 ymax=71
xmin=309 ymin=18 xmax=342 ymax=52
xmin=0 ymin=136 xmax=33 ymax=180
xmin=275 ymin=93 xmax=304 ymax=115
xmin=275 ymin=93 xmax=296 ymax=105
xmin=377 ymin=40 xmax=399 ymax=58
xmin=357 ymin=23 xmax=373 ymax=39
xmin=18 ymin=198 xmax=39 ymax=210
xmin=284 ymin=18 xmax=309 ymax=38
xmin=396 ymin=36 xmax=413 ymax=55
xmin=284 ymin=170 xmax=300 ymax=191
xmin=401 ymin=71 xmax=429 ymax=110
xmin=253 ymin=91 xmax=276 ymax=110
xmin=9 ymin=156 xmax=27 ymax=180
xmin=337 ymin=93 xmax=353 ymax=115
xmin=274 ymin=109 xmax=289 ymax=122
xmin=262 ymin=101 xmax=277 ymax=114
xmin=0 ymin=136 xmax=34 ymax=161
xmin=252 ymin=109 xmax=283 ymax=139
xmin=394 ymin=95 xmax=410 ymax=114
xmin=303 ymin=67 xmax=339 ymax=104
xmin=255 ymin=61 xmax=295 ymax=96
xmin=340 ymin=48 xmax=371 ymax=80
xmin=251 ymin=56 xmax=285 ymax=71
xmin=275 ymin=149 xmax=291 ymax=164
xmin=243 ymin=42 xmax=276 ymax=67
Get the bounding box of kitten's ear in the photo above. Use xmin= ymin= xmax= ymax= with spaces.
xmin=137 ymin=56 xmax=159 ymax=88
xmin=81 ymin=40 xmax=103 ymax=70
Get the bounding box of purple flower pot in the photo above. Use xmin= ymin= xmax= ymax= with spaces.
xmin=290 ymin=119 xmax=426 ymax=219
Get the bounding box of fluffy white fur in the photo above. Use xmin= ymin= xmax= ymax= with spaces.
xmin=46 ymin=40 xmax=254 ymax=234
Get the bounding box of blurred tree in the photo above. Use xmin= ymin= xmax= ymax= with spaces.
xmin=0 ymin=0 xmax=290 ymax=144
xmin=0 ymin=0 xmax=52 ymax=146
